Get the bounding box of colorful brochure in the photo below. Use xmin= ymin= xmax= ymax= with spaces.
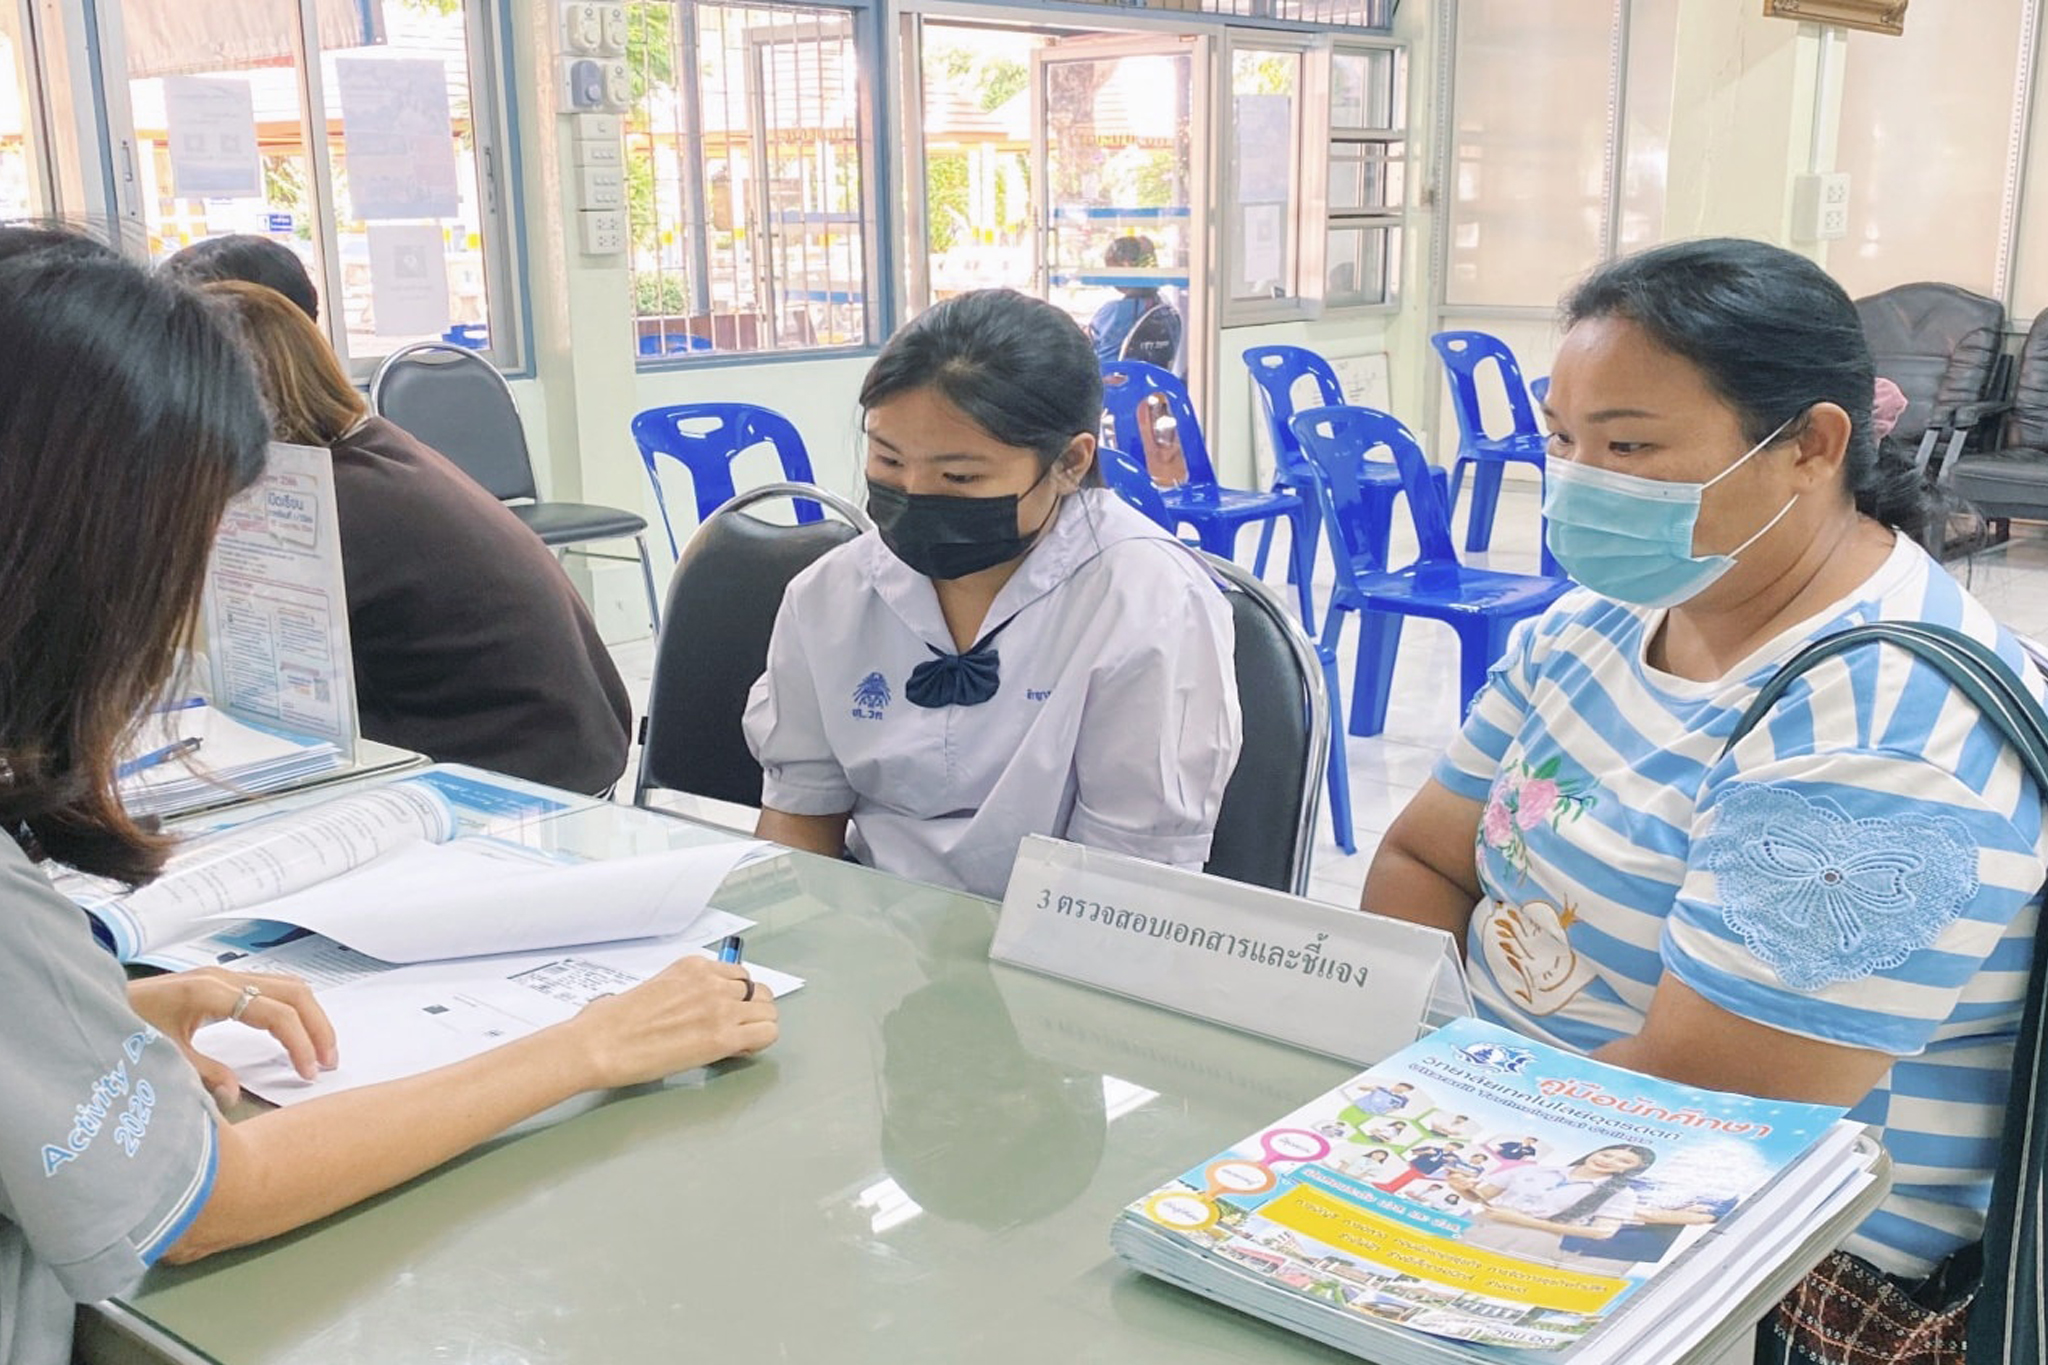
xmin=1113 ymin=1018 xmax=1882 ymax=1363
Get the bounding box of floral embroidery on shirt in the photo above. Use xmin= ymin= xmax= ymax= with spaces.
xmin=1699 ymin=782 xmax=1980 ymax=990
xmin=1481 ymin=757 xmax=1597 ymax=877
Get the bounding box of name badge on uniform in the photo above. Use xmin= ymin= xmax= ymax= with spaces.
xmin=992 ymin=836 xmax=1470 ymax=1065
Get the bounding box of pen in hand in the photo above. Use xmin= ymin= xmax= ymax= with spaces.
xmin=717 ymin=935 xmax=745 ymax=964
xmin=117 ymin=736 xmax=203 ymax=780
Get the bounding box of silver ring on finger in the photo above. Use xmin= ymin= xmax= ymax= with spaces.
xmin=228 ymin=983 xmax=263 ymax=1022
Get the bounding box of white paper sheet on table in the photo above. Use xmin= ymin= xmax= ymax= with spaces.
xmin=198 ymin=924 xmax=803 ymax=1105
xmin=208 ymin=839 xmax=765 ymax=962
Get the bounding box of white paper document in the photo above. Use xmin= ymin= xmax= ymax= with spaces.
xmin=366 ymin=223 xmax=451 ymax=336
xmin=199 ymin=929 xmax=803 ymax=1106
xmin=335 ymin=56 xmax=461 ymax=219
xmin=202 ymin=443 xmax=360 ymax=748
xmin=163 ymin=76 xmax=261 ymax=197
xmin=218 ymin=839 xmax=767 ymax=963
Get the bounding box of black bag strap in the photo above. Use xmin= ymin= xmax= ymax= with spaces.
xmin=1720 ymin=621 xmax=2048 ymax=1360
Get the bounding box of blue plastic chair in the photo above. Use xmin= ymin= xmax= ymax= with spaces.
xmin=1291 ymin=404 xmax=1571 ymax=763
xmin=629 ymin=403 xmax=820 ymax=557
xmin=1242 ymin=345 xmax=1453 ymax=631
xmin=1099 ymin=361 xmax=1316 ymax=625
xmin=1097 ymin=444 xmax=1177 ymax=533
xmin=1431 ymin=331 xmax=1556 ymax=573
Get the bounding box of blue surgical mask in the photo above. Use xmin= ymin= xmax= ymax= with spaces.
xmin=1541 ymin=417 xmax=1799 ymax=609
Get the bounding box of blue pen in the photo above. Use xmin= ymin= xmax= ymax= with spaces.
xmin=151 ymin=696 xmax=208 ymax=714
xmin=717 ymin=934 xmax=745 ymax=964
xmin=117 ymin=736 xmax=203 ymax=779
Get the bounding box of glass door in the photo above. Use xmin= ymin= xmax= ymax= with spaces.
xmin=1030 ymin=32 xmax=1207 ymax=392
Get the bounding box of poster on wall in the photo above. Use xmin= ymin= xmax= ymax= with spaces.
xmin=163 ymin=76 xmax=262 ymax=198
xmin=336 ymin=57 xmax=461 ymax=220
xmin=366 ymin=224 xmax=451 ymax=337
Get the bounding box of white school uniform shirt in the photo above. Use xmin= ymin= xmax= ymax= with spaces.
xmin=743 ymin=487 xmax=1242 ymax=900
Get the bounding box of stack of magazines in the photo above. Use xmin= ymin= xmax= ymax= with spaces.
xmin=1112 ymin=1017 xmax=1886 ymax=1363
xmin=117 ymin=700 xmax=343 ymax=818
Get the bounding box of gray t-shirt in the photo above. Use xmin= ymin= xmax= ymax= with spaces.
xmin=0 ymin=838 xmax=217 ymax=1365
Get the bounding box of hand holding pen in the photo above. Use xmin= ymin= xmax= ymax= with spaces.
xmin=718 ymin=935 xmax=757 ymax=1002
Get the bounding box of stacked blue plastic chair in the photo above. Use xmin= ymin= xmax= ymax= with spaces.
xmin=629 ymin=403 xmax=820 ymax=557
xmin=1431 ymin=330 xmax=1558 ymax=574
xmin=1291 ymin=404 xmax=1571 ymax=849
xmin=1099 ymin=361 xmax=1316 ymax=625
xmin=1243 ymin=345 xmax=1454 ymax=635
xmin=1097 ymin=444 xmax=1178 ymax=533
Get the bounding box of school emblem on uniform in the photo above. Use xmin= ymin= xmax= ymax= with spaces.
xmin=851 ymin=671 xmax=891 ymax=721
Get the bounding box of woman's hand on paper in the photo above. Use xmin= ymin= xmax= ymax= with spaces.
xmin=127 ymin=967 xmax=339 ymax=1109
xmin=567 ymin=955 xmax=778 ymax=1088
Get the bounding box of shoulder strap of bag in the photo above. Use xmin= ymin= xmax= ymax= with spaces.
xmin=1719 ymin=621 xmax=2048 ymax=1361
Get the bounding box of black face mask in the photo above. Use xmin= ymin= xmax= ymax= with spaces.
xmin=866 ymin=473 xmax=1057 ymax=581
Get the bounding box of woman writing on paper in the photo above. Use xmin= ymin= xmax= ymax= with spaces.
xmin=744 ymin=288 xmax=1241 ymax=899
xmin=1361 ymin=238 xmax=2048 ymax=1361
xmin=0 ymin=231 xmax=777 ymax=1365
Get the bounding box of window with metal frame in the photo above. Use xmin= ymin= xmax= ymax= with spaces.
xmin=626 ymin=0 xmax=875 ymax=362
xmin=98 ymin=0 xmax=518 ymax=374
xmin=0 ymin=0 xmax=49 ymax=220
xmin=1323 ymin=40 xmax=1404 ymax=310
xmin=1224 ymin=41 xmax=1303 ymax=315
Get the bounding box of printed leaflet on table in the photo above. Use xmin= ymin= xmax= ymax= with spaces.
xmin=1113 ymin=1017 xmax=1881 ymax=1364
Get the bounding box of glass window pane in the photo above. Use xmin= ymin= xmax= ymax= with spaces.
xmin=1831 ymin=0 xmax=2025 ymax=301
xmin=118 ymin=0 xmax=319 ymax=281
xmin=1328 ymin=139 xmax=1401 ymax=213
xmin=1616 ymin=0 xmax=1678 ymax=255
xmin=321 ymin=0 xmax=497 ymax=362
xmin=1331 ymin=48 xmax=1397 ymax=131
xmin=627 ymin=0 xmax=870 ymax=359
xmin=0 ymin=4 xmax=45 ymax=219
xmin=1325 ymin=222 xmax=1396 ymax=307
xmin=1228 ymin=47 xmax=1297 ymax=302
xmin=1444 ymin=0 xmax=1615 ymax=308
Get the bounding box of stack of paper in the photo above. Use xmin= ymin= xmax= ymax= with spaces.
xmin=1112 ymin=1018 xmax=1885 ymax=1364
xmin=119 ymin=702 xmax=342 ymax=818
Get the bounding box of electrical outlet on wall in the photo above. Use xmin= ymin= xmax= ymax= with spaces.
xmin=598 ymin=4 xmax=630 ymax=56
xmin=1792 ymin=172 xmax=1851 ymax=242
xmin=559 ymin=57 xmax=605 ymax=112
xmin=577 ymin=165 xmax=625 ymax=210
xmin=579 ymin=210 xmax=626 ymax=256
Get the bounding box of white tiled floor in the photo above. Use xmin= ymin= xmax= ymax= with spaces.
xmin=606 ymin=485 xmax=2048 ymax=911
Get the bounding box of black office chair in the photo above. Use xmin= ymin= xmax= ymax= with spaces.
xmin=1201 ymin=555 xmax=1328 ymax=896
xmin=633 ymin=481 xmax=869 ymax=808
xmin=369 ymin=341 xmax=663 ymax=632
xmin=1855 ymin=282 xmax=2008 ymax=483
xmin=1950 ymin=309 xmax=2048 ymax=546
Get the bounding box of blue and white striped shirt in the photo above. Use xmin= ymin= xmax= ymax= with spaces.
xmin=1435 ymin=534 xmax=2047 ymax=1276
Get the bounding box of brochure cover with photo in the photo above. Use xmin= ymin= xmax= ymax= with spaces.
xmin=1113 ymin=1017 xmax=1873 ymax=1360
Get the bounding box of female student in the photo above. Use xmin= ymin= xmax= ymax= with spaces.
xmin=1362 ymin=238 xmax=2048 ymax=1361
xmin=1446 ymin=1144 xmax=1660 ymax=1267
xmin=201 ymin=280 xmax=633 ymax=794
xmin=743 ymin=288 xmax=1241 ymax=900
xmin=0 ymin=235 xmax=777 ymax=1365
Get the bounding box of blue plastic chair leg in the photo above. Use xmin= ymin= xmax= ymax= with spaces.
xmin=1347 ymin=610 xmax=1405 ymax=738
xmin=1195 ymin=522 xmax=1240 ymax=559
xmin=1251 ymin=516 xmax=1278 ymax=578
xmin=1463 ymin=460 xmax=1506 ymax=553
xmin=1356 ymin=483 xmax=1398 ymax=573
xmin=1452 ymin=614 xmax=1523 ymax=718
xmin=1315 ymin=621 xmax=1357 ymax=856
xmin=1286 ymin=506 xmax=1319 ymax=634
xmin=1447 ymin=456 xmax=1471 ymax=521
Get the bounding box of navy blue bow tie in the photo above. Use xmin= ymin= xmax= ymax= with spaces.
xmin=905 ymin=615 xmax=1017 ymax=709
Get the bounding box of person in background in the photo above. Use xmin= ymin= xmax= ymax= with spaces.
xmin=162 ymin=234 xmax=321 ymax=325
xmin=1088 ymin=235 xmax=1181 ymax=370
xmin=202 ymin=280 xmax=633 ymax=793
xmin=744 ymin=288 xmax=1240 ymax=900
xmin=0 ymin=230 xmax=777 ymax=1365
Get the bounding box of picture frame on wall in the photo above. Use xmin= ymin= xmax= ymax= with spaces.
xmin=1761 ymin=0 xmax=1908 ymax=35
